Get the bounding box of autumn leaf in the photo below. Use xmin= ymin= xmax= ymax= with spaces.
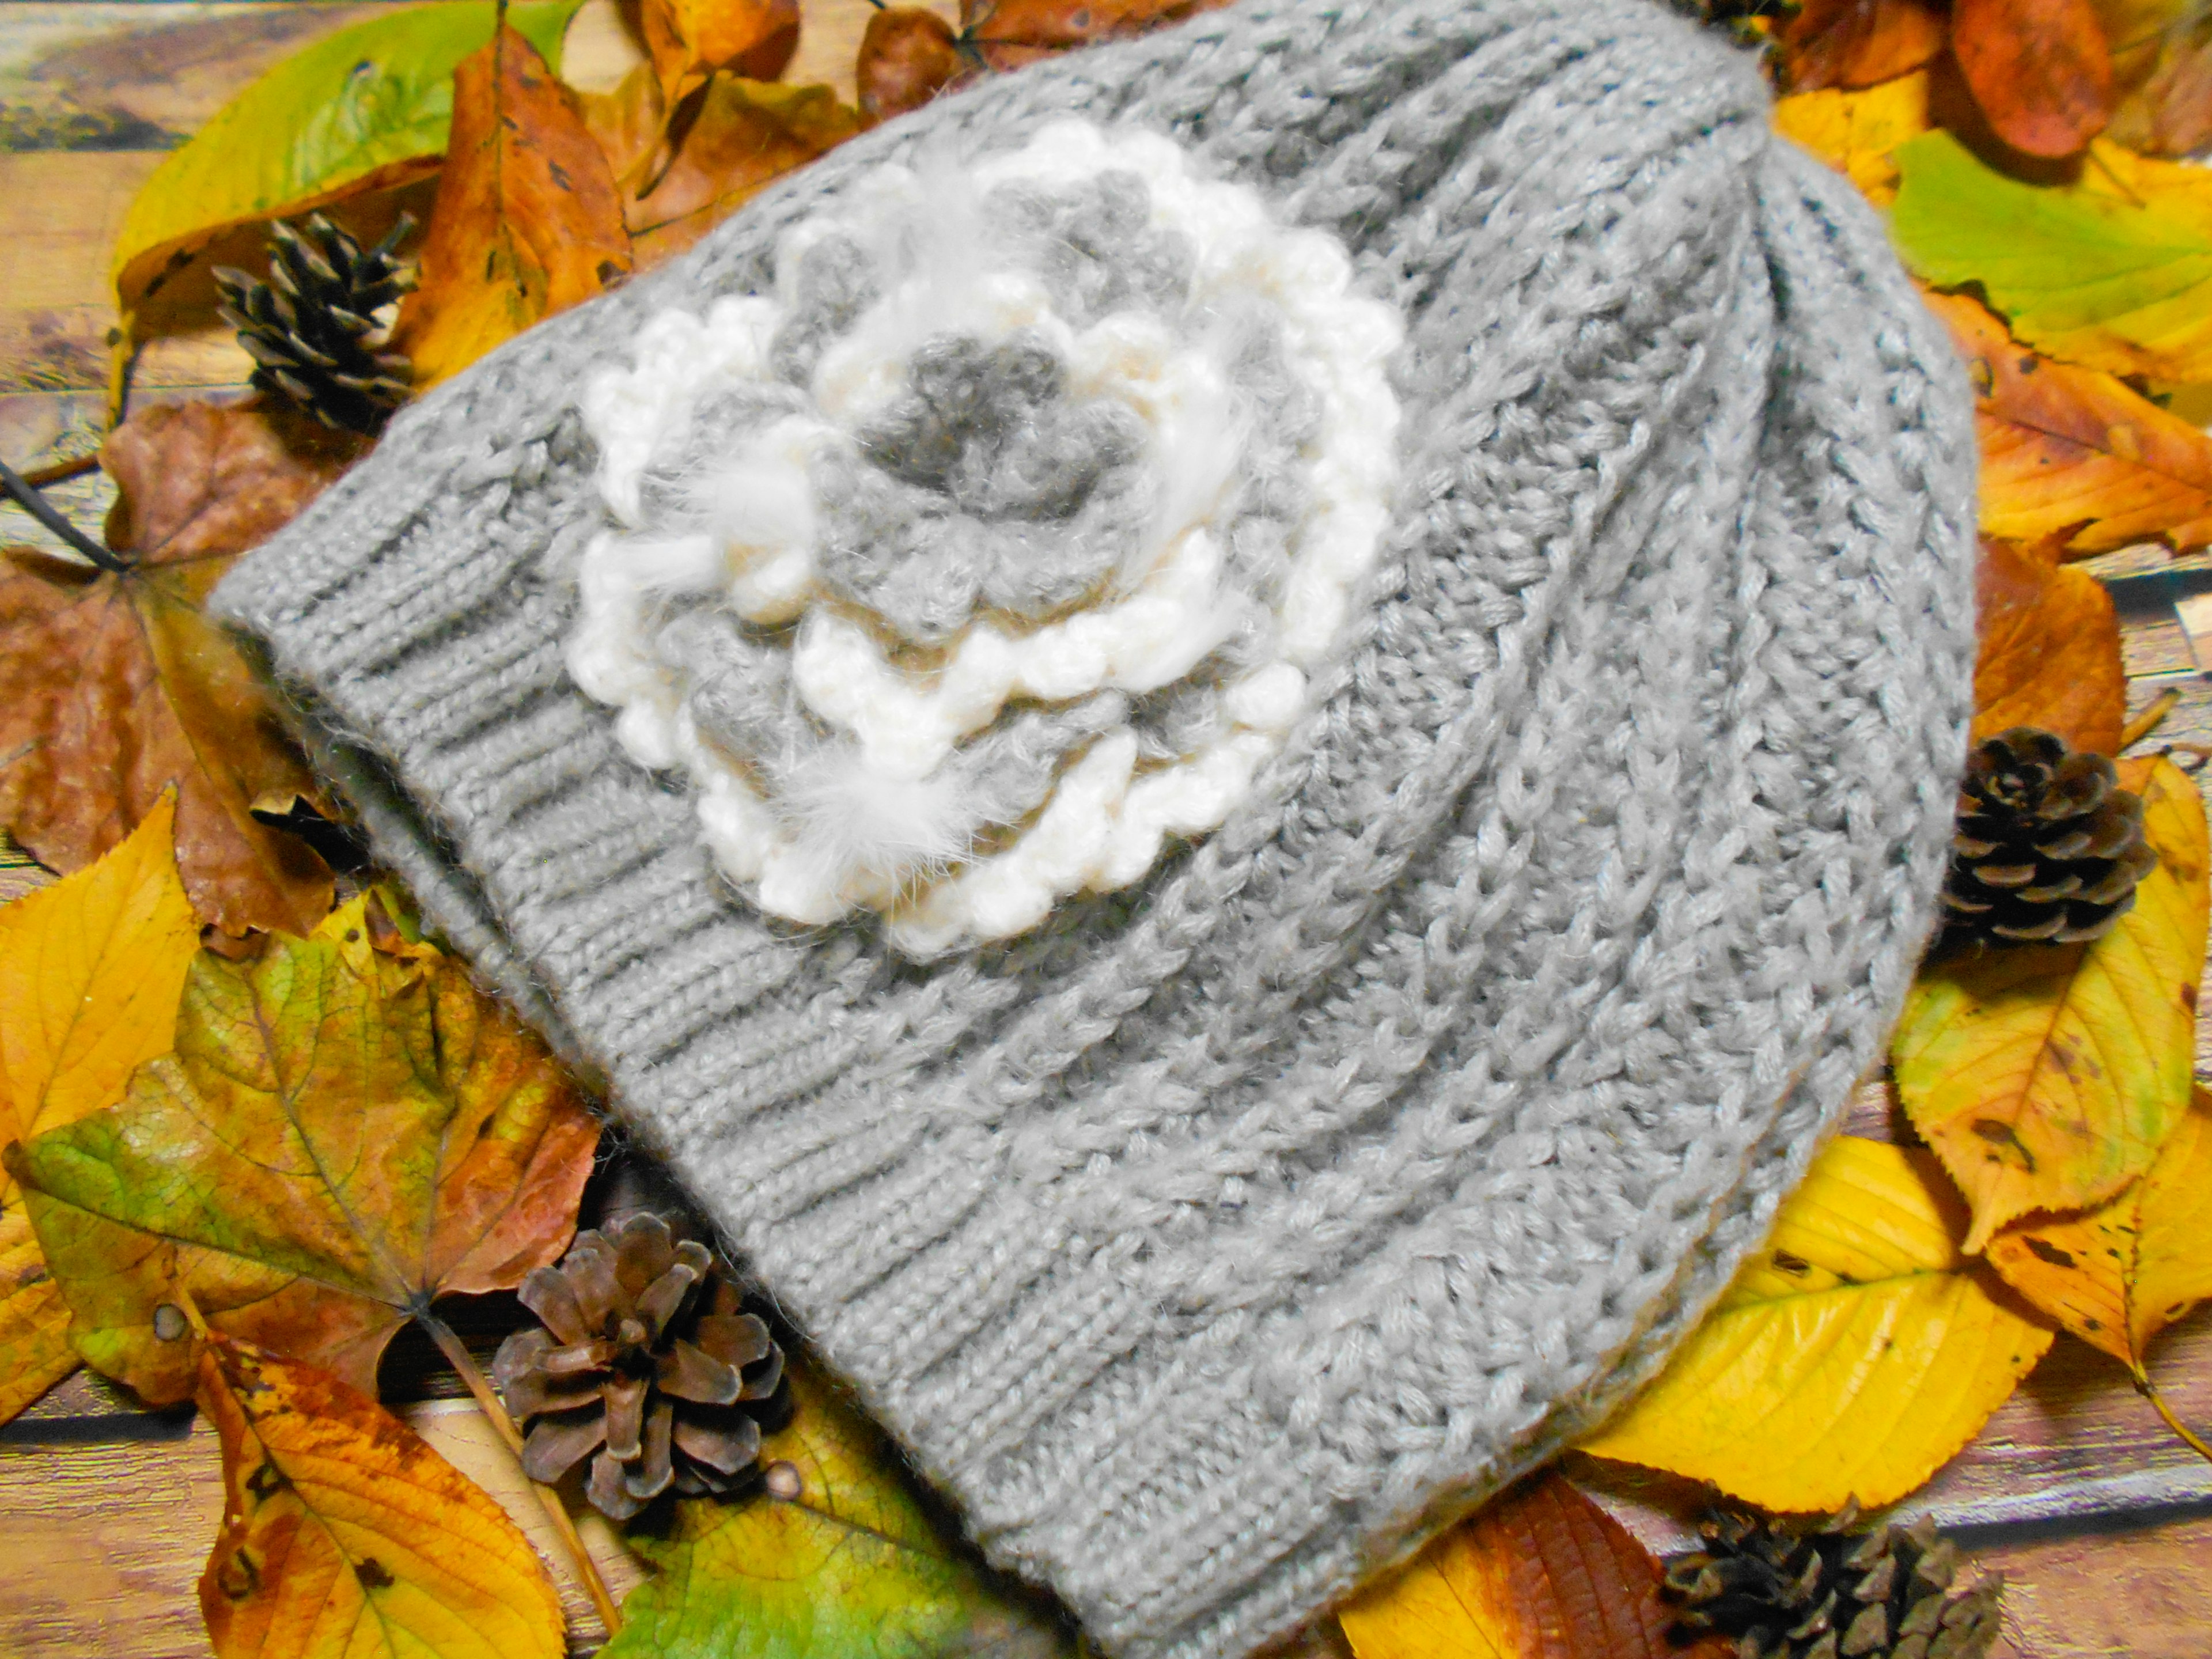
xmin=626 ymin=77 xmax=859 ymax=270
xmin=0 ymin=400 xmax=355 ymax=935
xmin=1969 ymin=536 xmax=2125 ymax=755
xmin=10 ymin=893 xmax=600 ymax=1405
xmin=1893 ymin=130 xmax=2212 ymax=384
xmin=857 ymin=8 xmax=974 ymax=125
xmin=578 ymin=61 xmax=671 ymax=191
xmin=961 ymin=0 xmax=1233 ymax=70
xmin=601 ymin=1355 xmax=1073 ymax=1659
xmin=1779 ymin=0 xmax=1946 ymax=92
xmin=112 ymin=0 xmax=585 ymax=333
xmin=2108 ymin=6 xmax=2212 ymax=156
xmin=1772 ymin=71 xmax=1930 ymax=206
xmin=1338 ymin=1472 xmax=1719 ymax=1659
xmin=1951 ymin=0 xmax=2114 ymax=157
xmin=640 ymin=0 xmax=800 ymax=112
xmin=1925 ymin=288 xmax=2212 ymax=557
xmin=0 ymin=799 xmax=198 ymax=1425
xmin=1893 ymin=756 xmax=2209 ymax=1251
xmin=196 ymin=1332 xmax=565 ymax=1659
xmin=393 ymin=24 xmax=633 ymax=389
xmin=1577 ymin=1138 xmax=2055 ymax=1512
xmin=1985 ymin=1085 xmax=2212 ymax=1367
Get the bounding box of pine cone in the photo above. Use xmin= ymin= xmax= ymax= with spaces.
xmin=213 ymin=213 xmax=416 ymax=437
xmin=1941 ymin=727 xmax=2157 ymax=948
xmin=494 ymin=1212 xmax=789 ymax=1520
xmin=1664 ymin=1508 xmax=2003 ymax=1659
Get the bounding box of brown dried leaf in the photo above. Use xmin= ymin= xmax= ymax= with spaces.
xmin=627 ymin=76 xmax=858 ymax=270
xmin=960 ymin=0 xmax=1232 ymax=71
xmin=1339 ymin=1471 xmax=1722 ymax=1659
xmin=10 ymin=893 xmax=601 ymax=1404
xmin=1953 ymin=0 xmax=2116 ymax=157
xmin=392 ymin=24 xmax=633 ymax=389
xmin=2108 ymin=7 xmax=2212 ymax=156
xmin=1971 ymin=537 xmax=2126 ymax=755
xmin=1928 ymin=288 xmax=2212 ymax=558
xmin=0 ymin=401 xmax=355 ymax=935
xmin=858 ymin=7 xmax=973 ymax=125
xmin=641 ymin=0 xmax=799 ymax=109
xmin=1781 ymin=0 xmax=1948 ymax=91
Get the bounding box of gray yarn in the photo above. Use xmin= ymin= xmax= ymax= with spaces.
xmin=210 ymin=0 xmax=1978 ymax=1652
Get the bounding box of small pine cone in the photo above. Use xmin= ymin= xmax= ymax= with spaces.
xmin=494 ymin=1213 xmax=789 ymax=1521
xmin=1941 ymin=727 xmax=2157 ymax=949
xmin=1664 ymin=1508 xmax=2003 ymax=1659
xmin=213 ymin=212 xmax=416 ymax=437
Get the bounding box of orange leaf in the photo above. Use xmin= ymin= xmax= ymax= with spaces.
xmin=0 ymin=402 xmax=355 ymax=935
xmin=1338 ymin=1472 xmax=1717 ymax=1659
xmin=1986 ymin=1084 xmax=2212 ymax=1366
xmin=640 ymin=0 xmax=798 ymax=109
xmin=960 ymin=0 xmax=1232 ymax=70
xmin=10 ymin=894 xmax=600 ymax=1404
xmin=1952 ymin=0 xmax=2115 ymax=157
xmin=0 ymin=799 xmax=198 ymax=1424
xmin=1781 ymin=0 xmax=1947 ymax=91
xmin=393 ymin=24 xmax=632 ymax=389
xmin=1926 ymin=288 xmax=2212 ymax=557
xmin=627 ymin=76 xmax=858 ymax=270
xmin=579 ymin=61 xmax=671 ymax=194
xmin=1970 ymin=536 xmax=2125 ymax=755
xmin=196 ymin=1334 xmax=564 ymax=1659
xmin=858 ymin=7 xmax=973 ymax=126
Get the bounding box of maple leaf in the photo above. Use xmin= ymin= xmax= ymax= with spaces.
xmin=1894 ymin=131 xmax=2212 ymax=383
xmin=1338 ymin=1471 xmax=1725 ymax=1659
xmin=1773 ymin=70 xmax=1931 ymax=206
xmin=1952 ymin=0 xmax=2115 ymax=157
xmin=1577 ymin=1138 xmax=2055 ymax=1512
xmin=639 ymin=0 xmax=799 ymax=112
xmin=393 ymin=23 xmax=633 ymax=389
xmin=0 ymin=799 xmax=199 ymax=1424
xmin=600 ymin=1355 xmax=1073 ymax=1659
xmin=9 ymin=893 xmax=601 ymax=1406
xmin=1971 ymin=536 xmax=2126 ymax=756
xmin=1893 ymin=756 xmax=2209 ymax=1252
xmin=0 ymin=401 xmax=355 ymax=935
xmin=1780 ymin=0 xmax=1946 ymax=92
xmin=857 ymin=7 xmax=974 ymax=125
xmin=1926 ymin=288 xmax=2212 ymax=558
xmin=626 ymin=75 xmax=859 ymax=270
xmin=196 ymin=1332 xmax=565 ymax=1659
xmin=1986 ymin=1085 xmax=2212 ymax=1370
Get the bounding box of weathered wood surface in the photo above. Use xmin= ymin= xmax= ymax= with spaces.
xmin=3 ymin=1 xmax=2211 ymax=1654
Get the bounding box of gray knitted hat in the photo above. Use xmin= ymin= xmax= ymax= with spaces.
xmin=211 ymin=0 xmax=1977 ymax=1650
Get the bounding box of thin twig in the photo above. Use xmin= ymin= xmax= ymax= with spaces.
xmin=2120 ymin=687 xmax=2183 ymax=752
xmin=2135 ymin=1368 xmax=2212 ymax=1467
xmin=0 ymin=456 xmax=127 ymax=573
xmin=19 ymin=453 xmax=99 ymax=488
xmin=419 ymin=1308 xmax=626 ymax=1638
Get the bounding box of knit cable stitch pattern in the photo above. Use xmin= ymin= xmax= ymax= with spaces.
xmin=212 ymin=0 xmax=1979 ymax=1654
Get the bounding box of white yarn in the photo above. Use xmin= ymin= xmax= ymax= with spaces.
xmin=570 ymin=121 xmax=1401 ymax=950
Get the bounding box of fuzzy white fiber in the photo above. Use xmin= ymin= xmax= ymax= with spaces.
xmin=569 ymin=122 xmax=1403 ymax=952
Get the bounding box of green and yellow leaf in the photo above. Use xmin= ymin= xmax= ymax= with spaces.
xmin=197 ymin=1333 xmax=564 ymax=1659
xmin=0 ymin=798 xmax=198 ymax=1425
xmin=1893 ymin=756 xmax=2209 ymax=1249
xmin=1576 ymin=1138 xmax=2055 ymax=1512
xmin=1774 ymin=70 xmax=1931 ymax=206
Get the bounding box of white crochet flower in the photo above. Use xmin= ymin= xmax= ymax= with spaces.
xmin=570 ymin=122 xmax=1402 ymax=953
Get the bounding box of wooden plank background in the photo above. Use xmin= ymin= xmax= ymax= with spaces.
xmin=3 ymin=2 xmax=2211 ymax=1654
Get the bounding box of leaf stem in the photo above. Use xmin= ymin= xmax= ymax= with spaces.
xmin=19 ymin=454 xmax=100 ymax=488
xmin=2120 ymin=688 xmax=2182 ymax=752
xmin=419 ymin=1308 xmax=626 ymax=1639
xmin=2135 ymin=1367 xmax=2212 ymax=1467
xmin=0 ymin=455 xmax=128 ymax=574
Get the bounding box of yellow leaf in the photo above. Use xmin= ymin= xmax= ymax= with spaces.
xmin=1576 ymin=1138 xmax=2054 ymax=1512
xmin=1338 ymin=1472 xmax=1706 ymax=1659
xmin=0 ymin=796 xmax=196 ymax=1423
xmin=1987 ymin=1085 xmax=2212 ymax=1365
xmin=1893 ymin=756 xmax=2209 ymax=1249
xmin=196 ymin=1333 xmax=564 ymax=1659
xmin=1773 ymin=71 xmax=1931 ymax=206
